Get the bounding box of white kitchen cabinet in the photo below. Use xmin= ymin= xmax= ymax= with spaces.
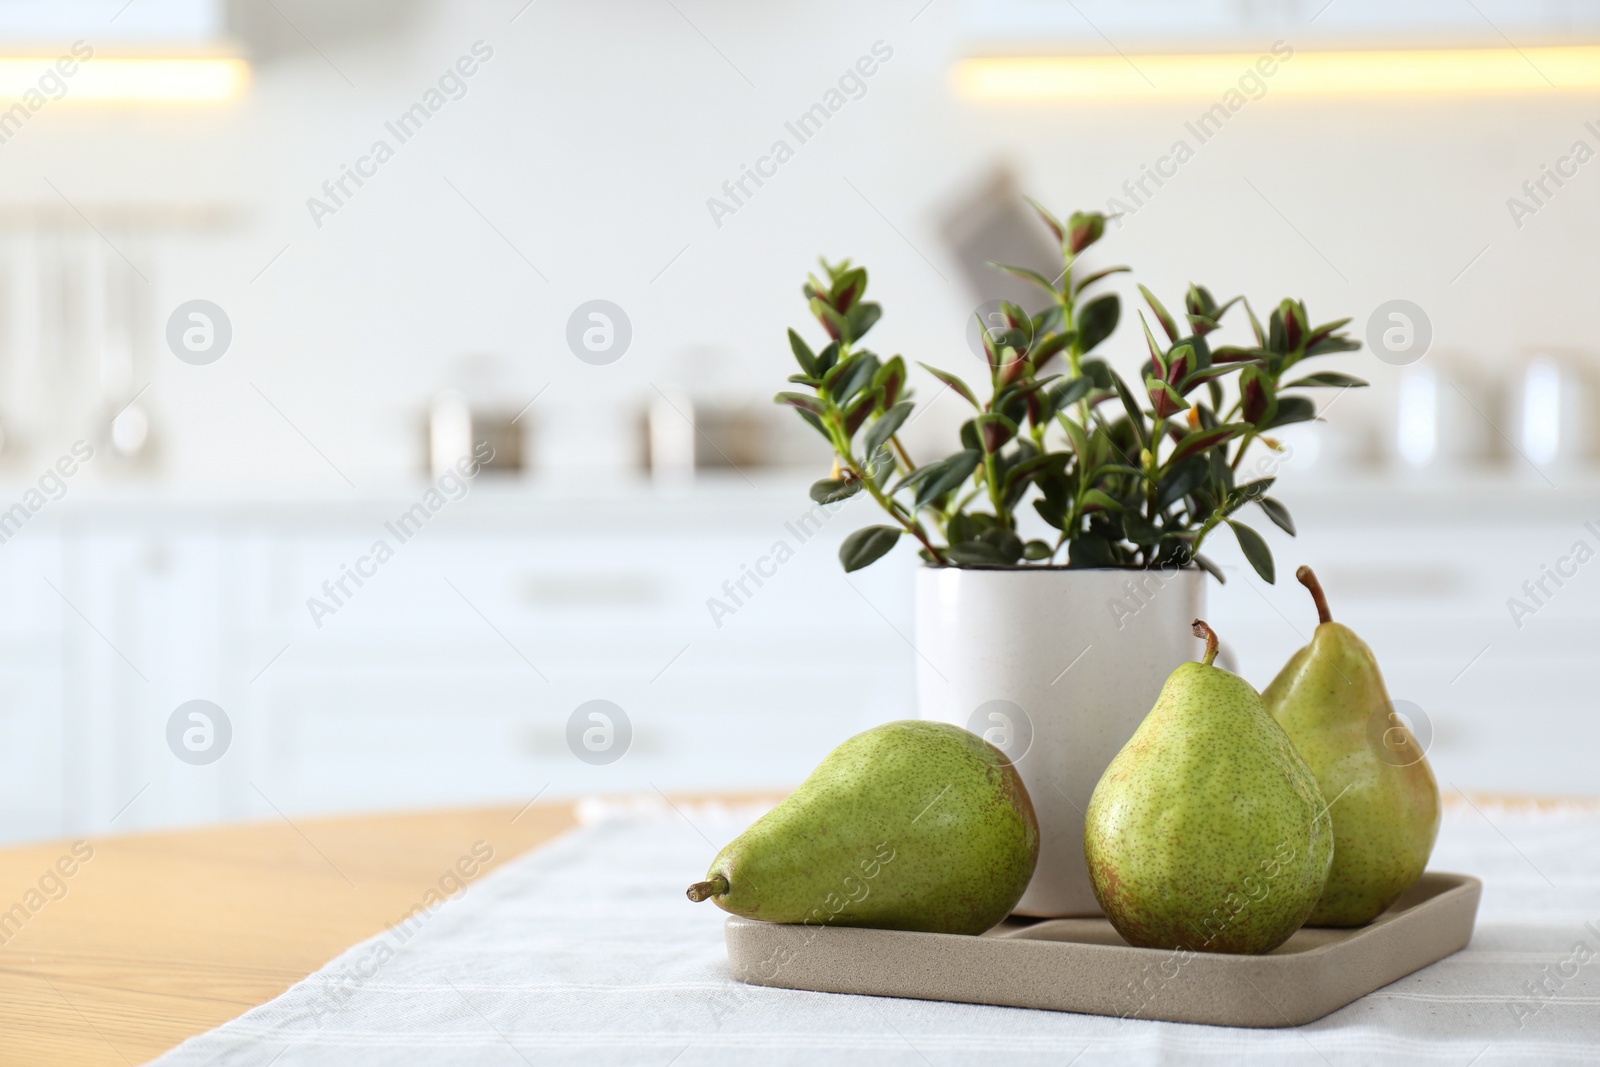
xmin=0 ymin=535 xmax=65 ymax=842
xmin=1205 ymin=482 xmax=1600 ymax=799
xmin=0 ymin=477 xmax=1591 ymax=847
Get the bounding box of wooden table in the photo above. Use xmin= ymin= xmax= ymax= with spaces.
xmin=0 ymin=802 xmax=584 ymax=1067
xmin=0 ymin=791 xmax=1585 ymax=1065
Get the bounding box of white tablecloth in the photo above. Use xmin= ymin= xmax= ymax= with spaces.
xmin=152 ymin=797 xmax=1600 ymax=1066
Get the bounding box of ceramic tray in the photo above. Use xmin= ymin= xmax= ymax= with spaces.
xmin=724 ymin=871 xmax=1480 ymax=1027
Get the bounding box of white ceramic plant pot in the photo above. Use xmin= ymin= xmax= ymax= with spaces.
xmin=915 ymin=566 xmax=1205 ymax=917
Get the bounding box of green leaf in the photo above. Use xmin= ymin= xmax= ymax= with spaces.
xmin=917 ymin=363 xmax=980 ymax=408
xmin=1305 ymin=336 xmax=1362 ymax=357
xmin=871 ymin=356 xmax=908 ymax=409
xmin=774 ymin=391 xmax=826 ymax=417
xmin=1044 ymin=376 xmax=1093 ymax=416
xmin=958 ymin=418 xmax=981 ymax=453
xmin=847 ymin=301 xmax=882 ymax=340
xmin=1155 ymin=456 xmax=1209 ymax=510
xmin=1138 ymin=311 xmax=1166 ymax=368
xmin=913 ymin=449 xmax=982 ymax=510
xmin=810 ymin=297 xmax=848 ymax=341
xmin=921 ymin=451 xmax=979 ymax=508
xmin=1165 ymin=342 xmax=1196 ymax=379
xmin=1227 ymin=519 xmax=1275 ymax=584
xmin=1305 ymin=316 xmax=1353 ymax=346
xmin=1028 ymin=331 xmax=1072 ymax=366
xmin=1282 ymin=371 xmax=1369 ymax=389
xmin=1280 ymin=299 xmax=1308 ymax=352
xmin=1001 ymin=451 xmax=1060 ymax=499
xmin=1146 ymin=377 xmax=1190 ymax=414
xmin=1233 ymin=476 xmax=1276 ymax=502
xmin=1073 ymin=265 xmax=1131 ymax=295
xmin=1138 ymin=284 xmax=1180 ymax=343
xmin=989 ymin=262 xmax=1059 ymax=296
xmin=979 ymin=527 xmax=1025 ymax=565
xmin=1109 ymin=371 xmax=1151 ymax=450
xmin=831 ymin=267 xmax=867 ymax=311
xmin=1122 ymin=511 xmax=1162 ymax=545
xmin=1192 ymin=552 xmax=1226 ymax=583
xmin=1081 ymin=359 xmax=1114 ymax=390
xmin=1245 ymin=299 xmax=1266 ymax=348
xmin=1240 ymin=365 xmax=1276 ymax=425
xmin=1066 ymin=211 xmax=1106 ymax=254
xmin=815 ymin=341 xmax=841 ymax=375
xmin=809 ymin=477 xmax=861 ymax=504
xmin=839 ymin=526 xmax=902 ymax=572
xmin=1075 ymin=293 xmax=1121 ymax=353
xmin=867 ymin=446 xmax=896 ymax=482
xmin=1057 ymin=412 xmax=1091 ymax=461
xmin=944 ymin=540 xmax=1008 ymax=566
xmin=796 ymin=410 xmax=828 ymax=439
xmin=841 ymin=387 xmax=881 ymax=437
xmin=787 ymin=329 xmax=817 ymax=375
xmin=967 ymin=513 xmax=998 ymax=535
xmin=1167 ymin=422 xmax=1248 ymax=466
xmin=975 ymin=412 xmax=1018 ymax=452
xmin=1068 ymin=537 xmax=1116 ymax=568
xmin=1024 ymin=196 xmax=1064 ymax=243
xmin=1080 ymin=489 xmax=1124 ymax=512
xmin=1178 ymin=362 xmax=1254 ymax=392
xmin=1022 ymin=539 xmax=1053 ymax=561
xmin=862 ymin=400 xmax=913 ymax=459
xmin=1264 ymin=395 xmax=1316 ymax=429
xmin=831 ymin=352 xmax=880 ymax=402
xmin=1033 ymin=497 xmax=1067 ymax=531
xmin=1211 ymin=345 xmax=1269 ymax=364
xmin=1257 ymin=496 xmax=1295 ymax=536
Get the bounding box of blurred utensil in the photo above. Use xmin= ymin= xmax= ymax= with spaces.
xmin=1513 ymin=351 xmax=1593 ymax=474
xmin=1391 ymin=356 xmax=1493 ymax=472
xmin=427 ymin=389 xmax=524 ymax=476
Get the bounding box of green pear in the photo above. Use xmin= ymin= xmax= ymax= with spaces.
xmin=686 ymin=720 xmax=1038 ymax=935
xmin=1085 ymin=620 xmax=1333 ymax=954
xmin=1264 ymin=567 xmax=1440 ymax=927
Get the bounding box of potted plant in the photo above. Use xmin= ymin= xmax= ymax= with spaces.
xmin=774 ymin=199 xmax=1363 ymax=915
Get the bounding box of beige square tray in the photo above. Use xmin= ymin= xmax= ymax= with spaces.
xmin=725 ymin=871 xmax=1480 ymax=1027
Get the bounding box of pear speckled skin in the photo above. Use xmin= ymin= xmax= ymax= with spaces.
xmin=694 ymin=721 xmax=1038 ymax=936
xmin=1085 ymin=634 xmax=1334 ymax=955
xmin=1264 ymin=570 xmax=1441 ymax=927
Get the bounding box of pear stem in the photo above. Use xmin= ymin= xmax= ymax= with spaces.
xmin=686 ymin=875 xmax=729 ymax=903
xmin=1192 ymin=619 xmax=1219 ymax=667
xmin=1296 ymin=566 xmax=1333 ymax=624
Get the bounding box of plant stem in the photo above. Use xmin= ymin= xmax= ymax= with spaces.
xmin=889 ymin=434 xmax=916 ymax=474
xmin=1229 ymin=431 xmax=1258 ymax=473
xmin=1190 ymin=509 xmax=1225 ymax=557
xmin=820 ymin=368 xmax=947 ymax=564
xmin=1145 ymin=416 xmax=1167 ymax=521
xmin=846 ymin=449 xmax=947 ymax=564
xmin=982 ymin=449 xmax=1005 ymax=524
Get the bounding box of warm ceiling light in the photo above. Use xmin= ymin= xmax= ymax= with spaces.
xmin=954 ymin=46 xmax=1600 ymax=100
xmin=0 ymin=56 xmax=246 ymax=102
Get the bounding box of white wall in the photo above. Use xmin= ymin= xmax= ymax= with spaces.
xmin=0 ymin=0 xmax=1592 ymax=488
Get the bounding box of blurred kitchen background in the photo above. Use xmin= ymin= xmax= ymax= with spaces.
xmin=0 ymin=0 xmax=1595 ymax=844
